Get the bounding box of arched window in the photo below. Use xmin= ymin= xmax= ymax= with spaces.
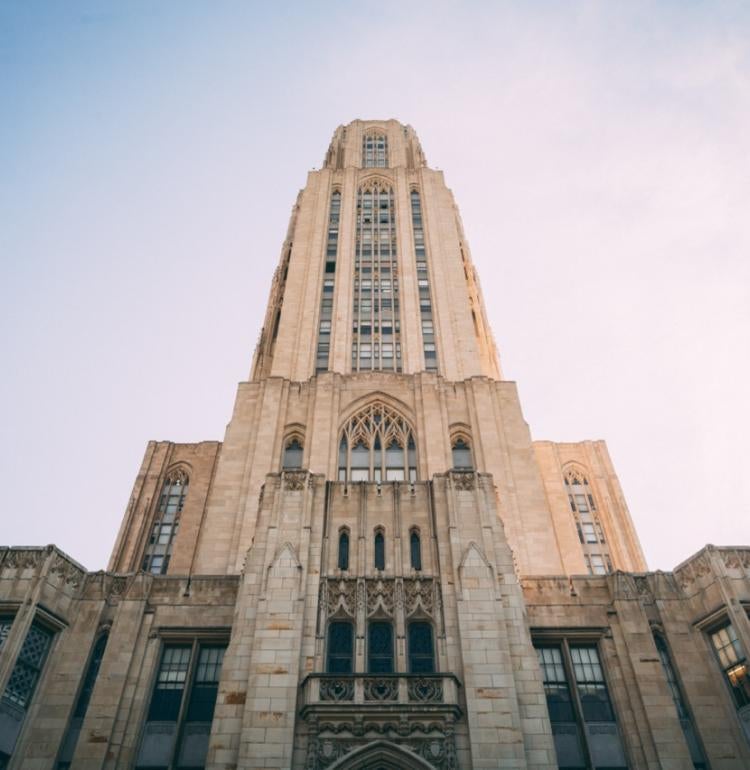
xmin=362 ymin=133 xmax=388 ymax=167
xmin=327 ymin=622 xmax=354 ymax=673
xmin=451 ymin=438 xmax=473 ymax=469
xmin=337 ymin=530 xmax=350 ymax=571
xmin=368 ymin=622 xmax=394 ymax=673
xmin=653 ymin=633 xmax=707 ymax=767
xmin=338 ymin=401 xmax=417 ymax=482
xmin=56 ymin=632 xmax=109 ymax=766
xmin=410 ymin=530 xmax=422 ymax=571
xmin=282 ymin=437 xmax=303 ymax=469
xmin=408 ymin=622 xmax=435 ymax=673
xmin=564 ymin=466 xmax=612 ymax=575
xmin=374 ymin=530 xmax=385 ymax=571
xmin=142 ymin=469 xmax=188 ymax=575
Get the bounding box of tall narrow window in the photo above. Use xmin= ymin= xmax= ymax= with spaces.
xmin=368 ymin=622 xmax=394 ymax=673
xmin=0 ymin=616 xmax=13 ymax=653
xmin=451 ymin=438 xmax=473 ymax=469
xmin=536 ymin=641 xmax=627 ymax=770
xmin=1 ymin=622 xmax=54 ymax=764
xmin=3 ymin=623 xmax=53 ymax=709
xmin=564 ymin=467 xmax=612 ymax=575
xmin=338 ymin=401 xmax=417 ymax=482
xmin=408 ymin=622 xmax=434 ymax=673
xmin=136 ymin=640 xmax=226 ymax=770
xmin=282 ymin=437 xmax=303 ymax=469
xmin=374 ymin=530 xmax=385 ymax=571
xmin=352 ymin=182 xmax=401 ymax=372
xmin=142 ymin=469 xmax=188 ymax=576
xmin=56 ymin=633 xmax=109 ymax=769
xmin=709 ymin=623 xmax=750 ymax=709
xmin=411 ymin=189 xmax=438 ymax=371
xmin=410 ymin=530 xmax=422 ymax=571
xmin=654 ymin=634 xmax=707 ymax=769
xmin=362 ymin=133 xmax=387 ymax=167
xmin=327 ymin=622 xmax=354 ymax=673
xmin=337 ymin=530 xmax=350 ymax=571
xmin=316 ymin=190 xmax=340 ymax=372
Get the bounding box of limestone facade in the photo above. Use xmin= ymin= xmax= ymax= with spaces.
xmin=1 ymin=120 xmax=748 ymax=769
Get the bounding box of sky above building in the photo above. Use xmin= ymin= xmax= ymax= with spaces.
xmin=1 ymin=1 xmax=748 ymax=571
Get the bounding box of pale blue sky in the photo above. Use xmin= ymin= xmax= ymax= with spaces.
xmin=1 ymin=1 xmax=748 ymax=570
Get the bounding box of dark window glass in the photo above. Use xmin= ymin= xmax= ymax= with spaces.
xmin=536 ymin=646 xmax=576 ymax=723
xmin=710 ymin=623 xmax=750 ymax=708
xmin=74 ymin=633 xmax=108 ymax=718
xmin=147 ymin=645 xmax=190 ymax=721
xmin=185 ymin=646 xmax=225 ymax=722
xmin=570 ymin=645 xmax=615 ymax=722
xmin=327 ymin=622 xmax=354 ymax=674
xmin=338 ymin=531 xmax=349 ymax=571
xmin=410 ymin=531 xmax=422 ymax=571
xmin=408 ymin=622 xmax=434 ymax=673
xmin=452 ymin=439 xmax=472 ymax=469
xmin=368 ymin=622 xmax=394 ymax=673
xmin=374 ymin=531 xmax=385 ymax=570
xmin=3 ymin=623 xmax=53 ymax=709
xmin=283 ymin=438 xmax=303 ymax=469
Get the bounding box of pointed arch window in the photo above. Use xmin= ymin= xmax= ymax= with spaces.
xmin=337 ymin=530 xmax=350 ymax=571
xmin=56 ymin=632 xmax=109 ymax=768
xmin=338 ymin=402 xmax=417 ymax=482
xmin=451 ymin=437 xmax=473 ymax=469
xmin=142 ymin=469 xmax=188 ymax=575
xmin=564 ymin=467 xmax=612 ymax=575
xmin=408 ymin=622 xmax=435 ymax=673
xmin=368 ymin=622 xmax=394 ymax=673
xmin=327 ymin=622 xmax=354 ymax=673
xmin=374 ymin=529 xmax=385 ymax=571
xmin=282 ymin=437 xmax=303 ymax=469
xmin=653 ymin=633 xmax=707 ymax=768
xmin=363 ymin=133 xmax=388 ymax=167
xmin=410 ymin=529 xmax=422 ymax=571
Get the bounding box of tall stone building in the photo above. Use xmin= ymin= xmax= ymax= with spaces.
xmin=1 ymin=120 xmax=749 ymax=770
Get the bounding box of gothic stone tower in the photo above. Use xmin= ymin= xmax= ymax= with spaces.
xmin=2 ymin=121 xmax=750 ymax=770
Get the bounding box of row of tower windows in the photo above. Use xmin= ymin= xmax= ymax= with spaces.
xmin=327 ymin=620 xmax=434 ymax=674
xmin=336 ymin=528 xmax=422 ymax=572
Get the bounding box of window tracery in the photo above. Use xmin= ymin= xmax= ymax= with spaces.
xmin=362 ymin=133 xmax=388 ymax=167
xmin=564 ymin=466 xmax=612 ymax=575
xmin=142 ymin=468 xmax=189 ymax=575
xmin=352 ymin=181 xmax=401 ymax=372
xmin=338 ymin=402 xmax=417 ymax=482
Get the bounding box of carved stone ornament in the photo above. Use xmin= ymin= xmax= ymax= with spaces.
xmin=283 ymin=471 xmax=308 ymax=491
xmin=319 ymin=678 xmax=354 ymax=702
xmin=451 ymin=471 xmax=475 ymax=491
xmin=49 ymin=553 xmax=84 ymax=588
xmin=408 ymin=677 xmax=444 ymax=703
xmin=363 ymin=677 xmax=398 ymax=701
xmin=4 ymin=549 xmax=43 ymax=570
xmin=326 ymin=579 xmax=357 ymax=618
xmin=366 ymin=579 xmax=395 ymax=617
xmin=404 ymin=578 xmax=434 ymax=617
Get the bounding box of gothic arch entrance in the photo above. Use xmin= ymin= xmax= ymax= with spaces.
xmin=326 ymin=739 xmax=437 ymax=770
